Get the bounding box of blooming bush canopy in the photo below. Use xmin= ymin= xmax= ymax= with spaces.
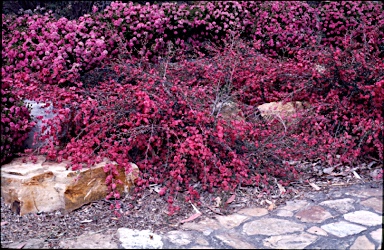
xmin=1 ymin=1 xmax=383 ymax=215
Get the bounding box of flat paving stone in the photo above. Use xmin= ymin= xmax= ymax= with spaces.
xmin=189 ymin=246 xmax=214 ymax=249
xmin=263 ymin=232 xmax=318 ymax=249
xmin=319 ymin=198 xmax=355 ymax=213
xmin=360 ymin=197 xmax=383 ymax=213
xmin=181 ymin=218 xmax=221 ymax=236
xmin=195 ymin=237 xmax=210 ymax=246
xmin=165 ymin=230 xmax=193 ymax=246
xmin=215 ymin=232 xmax=256 ymax=249
xmin=346 ymin=188 xmax=383 ymax=198
xmin=279 ymin=200 xmax=308 ymax=211
xmin=243 ymin=218 xmax=305 ymax=236
xmin=349 ymin=235 xmax=375 ymax=250
xmin=295 ymin=205 xmax=333 ymax=223
xmin=8 ymin=239 xmax=49 ymax=249
xmin=343 ymin=210 xmax=382 ymax=226
xmin=60 ymin=230 xmax=118 ymax=249
xmin=117 ymin=228 xmax=163 ymax=249
xmin=215 ymin=213 xmax=249 ymax=229
xmin=370 ymin=228 xmax=382 ymax=245
xmin=321 ymin=221 xmax=366 ymax=237
xmin=308 ymin=238 xmax=354 ymax=250
xmin=237 ymin=207 xmax=268 ymax=217
xmin=275 ymin=209 xmax=294 ymax=217
xmin=307 ymin=226 xmax=328 ymax=236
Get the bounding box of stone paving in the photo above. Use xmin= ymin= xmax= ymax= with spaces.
xmin=7 ymin=182 xmax=383 ymax=249
xmin=158 ymin=183 xmax=383 ymax=250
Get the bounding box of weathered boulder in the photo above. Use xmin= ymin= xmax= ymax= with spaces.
xmin=1 ymin=155 xmax=139 ymax=215
xmin=257 ymin=101 xmax=310 ymax=129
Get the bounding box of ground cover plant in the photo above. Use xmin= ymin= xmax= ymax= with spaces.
xmin=1 ymin=1 xmax=383 ymax=216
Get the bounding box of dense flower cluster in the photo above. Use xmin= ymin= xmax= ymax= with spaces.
xmin=1 ymin=1 xmax=383 ymax=215
xmin=1 ymin=76 xmax=35 ymax=164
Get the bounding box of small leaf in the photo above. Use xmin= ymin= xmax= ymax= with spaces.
xmin=180 ymin=212 xmax=202 ymax=224
xmin=267 ymin=203 xmax=276 ymax=211
xmin=189 ymin=201 xmax=201 ymax=214
xmin=80 ymin=219 xmax=93 ymax=223
xmin=309 ymin=182 xmax=321 ymax=191
xmin=225 ymin=194 xmax=236 ymax=204
xmin=352 ymin=170 xmax=361 ymax=179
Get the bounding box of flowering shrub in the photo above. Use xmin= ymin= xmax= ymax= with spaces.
xmin=240 ymin=1 xmax=318 ymax=57
xmin=317 ymin=1 xmax=384 ymax=54
xmin=1 ymin=1 xmax=383 ymax=215
xmin=2 ymin=11 xmax=110 ymax=87
xmin=0 ymin=77 xmax=35 ymax=164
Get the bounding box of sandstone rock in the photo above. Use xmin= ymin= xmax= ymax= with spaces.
xmin=1 ymin=155 xmax=139 ymax=215
xmin=257 ymin=101 xmax=309 ymax=129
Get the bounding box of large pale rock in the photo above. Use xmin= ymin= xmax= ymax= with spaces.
xmin=1 ymin=155 xmax=139 ymax=215
xmin=257 ymin=101 xmax=309 ymax=128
